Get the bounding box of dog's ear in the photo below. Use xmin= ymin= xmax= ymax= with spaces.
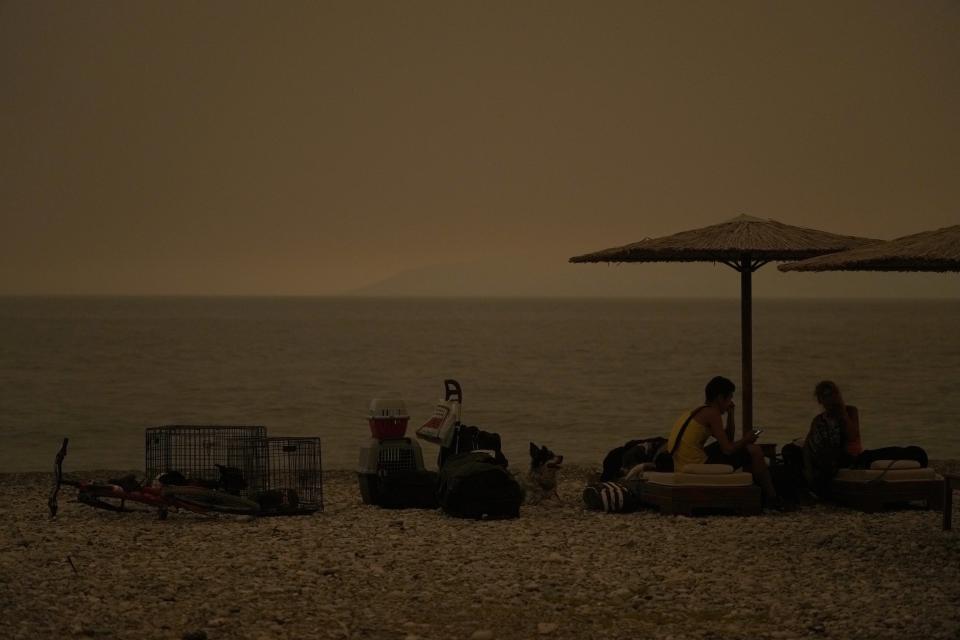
xmin=529 ymin=442 xmax=539 ymax=458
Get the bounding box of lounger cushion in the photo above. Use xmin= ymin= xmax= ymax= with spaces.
xmin=644 ymin=471 xmax=754 ymax=487
xmin=868 ymin=459 xmax=921 ymax=470
xmin=834 ymin=468 xmax=939 ymax=483
xmin=680 ymin=464 xmax=734 ymax=475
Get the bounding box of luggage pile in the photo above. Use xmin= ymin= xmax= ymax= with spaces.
xmin=357 ymin=395 xmax=439 ymax=509
xmin=357 ymin=380 xmax=523 ymax=519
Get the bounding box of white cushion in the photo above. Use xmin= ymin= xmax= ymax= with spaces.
xmin=641 ymin=471 xmax=672 ymax=484
xmin=834 ymin=468 xmax=939 ymax=483
xmin=676 ymin=471 xmax=753 ymax=487
xmin=680 ymin=464 xmax=734 ymax=475
xmin=868 ymin=459 xmax=921 ymax=470
xmin=644 ymin=471 xmax=753 ymax=487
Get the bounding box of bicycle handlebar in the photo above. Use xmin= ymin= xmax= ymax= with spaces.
xmin=48 ymin=438 xmax=69 ymax=518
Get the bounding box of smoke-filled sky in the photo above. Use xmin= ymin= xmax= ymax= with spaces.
xmin=1 ymin=1 xmax=958 ymax=296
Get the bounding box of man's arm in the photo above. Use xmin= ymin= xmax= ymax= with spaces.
xmin=707 ymin=407 xmax=755 ymax=455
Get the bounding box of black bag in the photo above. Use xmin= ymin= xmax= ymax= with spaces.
xmin=601 ymin=437 xmax=668 ymax=481
xmin=853 ymin=446 xmax=928 ymax=469
xmin=438 ymin=452 xmax=523 ymax=519
xmin=772 ymin=442 xmax=808 ymax=501
xmin=653 ymin=450 xmax=675 ymax=472
xmin=439 ymin=424 xmax=509 ymax=468
xmin=377 ymin=470 xmax=440 ymax=509
xmin=601 ymin=440 xmax=643 ymax=481
xmin=768 ymin=461 xmax=805 ymax=502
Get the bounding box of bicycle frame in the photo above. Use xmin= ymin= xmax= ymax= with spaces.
xmin=49 ymin=438 xmax=259 ymax=519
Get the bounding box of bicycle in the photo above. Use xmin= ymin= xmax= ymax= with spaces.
xmin=48 ymin=438 xmax=261 ymax=520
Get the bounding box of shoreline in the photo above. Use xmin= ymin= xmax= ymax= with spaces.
xmin=5 ymin=458 xmax=959 ymax=482
xmin=1 ymin=464 xmax=958 ymax=639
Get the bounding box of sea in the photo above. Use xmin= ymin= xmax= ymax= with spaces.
xmin=1 ymin=296 xmax=958 ymax=473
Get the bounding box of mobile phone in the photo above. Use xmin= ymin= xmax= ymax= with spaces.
xmin=752 ymin=428 xmax=763 ymax=437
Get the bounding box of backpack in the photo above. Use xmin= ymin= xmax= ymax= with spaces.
xmin=439 ymin=424 xmax=509 ymax=468
xmin=601 ymin=440 xmax=644 ymax=482
xmin=600 ymin=437 xmax=668 ymax=481
xmin=438 ymin=452 xmax=523 ymax=520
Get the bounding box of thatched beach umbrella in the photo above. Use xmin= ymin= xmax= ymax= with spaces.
xmin=570 ymin=214 xmax=878 ymax=432
xmin=778 ymin=225 xmax=960 ymax=273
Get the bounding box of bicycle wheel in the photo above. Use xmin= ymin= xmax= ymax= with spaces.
xmin=161 ymin=486 xmax=260 ymax=515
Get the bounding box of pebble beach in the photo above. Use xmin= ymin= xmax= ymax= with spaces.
xmin=2 ymin=464 xmax=959 ymax=640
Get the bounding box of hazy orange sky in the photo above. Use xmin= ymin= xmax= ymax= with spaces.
xmin=1 ymin=1 xmax=958 ymax=297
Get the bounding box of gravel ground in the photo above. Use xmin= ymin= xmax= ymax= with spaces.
xmin=2 ymin=463 xmax=959 ymax=640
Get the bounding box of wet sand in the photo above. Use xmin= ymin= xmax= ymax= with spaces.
xmin=1 ymin=463 xmax=959 ymax=640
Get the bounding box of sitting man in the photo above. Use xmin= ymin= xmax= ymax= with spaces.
xmin=666 ymin=376 xmax=779 ymax=505
xmin=802 ymin=380 xmax=928 ymax=498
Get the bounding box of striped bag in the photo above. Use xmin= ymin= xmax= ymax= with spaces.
xmin=582 ymin=481 xmax=640 ymax=513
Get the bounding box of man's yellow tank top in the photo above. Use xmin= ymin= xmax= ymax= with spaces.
xmin=666 ymin=407 xmax=710 ymax=471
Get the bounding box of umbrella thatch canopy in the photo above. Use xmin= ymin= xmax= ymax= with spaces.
xmin=570 ymin=214 xmax=879 ymax=432
xmin=570 ymin=214 xmax=877 ymax=266
xmin=778 ymin=225 xmax=960 ymax=273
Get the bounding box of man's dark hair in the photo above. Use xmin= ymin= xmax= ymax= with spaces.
xmin=704 ymin=376 xmax=736 ymax=403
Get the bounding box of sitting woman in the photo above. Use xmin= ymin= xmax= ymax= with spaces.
xmin=802 ymin=380 xmax=927 ymax=498
xmin=666 ymin=376 xmax=779 ymax=504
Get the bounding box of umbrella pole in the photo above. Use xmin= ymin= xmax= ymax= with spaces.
xmin=740 ymin=257 xmax=752 ymax=435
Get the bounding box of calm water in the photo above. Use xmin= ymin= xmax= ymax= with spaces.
xmin=1 ymin=296 xmax=958 ymax=473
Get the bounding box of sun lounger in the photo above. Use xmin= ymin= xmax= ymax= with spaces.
xmin=831 ymin=460 xmax=944 ymax=513
xmin=944 ymin=473 xmax=960 ymax=530
xmin=637 ymin=464 xmax=761 ymax=516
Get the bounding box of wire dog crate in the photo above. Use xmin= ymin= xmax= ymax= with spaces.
xmin=145 ymin=425 xmax=267 ymax=501
xmin=261 ymin=437 xmax=324 ymax=515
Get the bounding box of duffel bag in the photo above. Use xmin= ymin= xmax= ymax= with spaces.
xmin=439 ymin=452 xmax=522 ymax=520
xmin=378 ymin=470 xmax=440 ymax=509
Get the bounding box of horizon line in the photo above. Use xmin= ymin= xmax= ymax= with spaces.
xmin=0 ymin=293 xmax=956 ymax=301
